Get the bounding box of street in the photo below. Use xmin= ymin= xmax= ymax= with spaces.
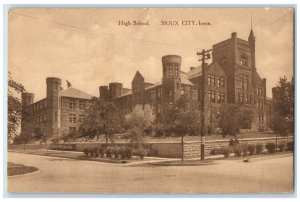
xmin=7 ymin=152 xmax=294 ymax=194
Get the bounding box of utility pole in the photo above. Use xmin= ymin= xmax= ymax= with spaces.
xmin=197 ymin=49 xmax=212 ymax=160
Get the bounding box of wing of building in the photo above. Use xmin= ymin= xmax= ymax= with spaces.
xmin=21 ymin=30 xmax=273 ymax=138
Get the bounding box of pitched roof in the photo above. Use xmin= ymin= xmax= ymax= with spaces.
xmin=59 ymin=87 xmax=94 ymax=100
xmin=187 ymin=66 xmax=202 ymax=79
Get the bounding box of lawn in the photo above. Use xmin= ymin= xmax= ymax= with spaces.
xmin=7 ymin=162 xmax=39 ymax=176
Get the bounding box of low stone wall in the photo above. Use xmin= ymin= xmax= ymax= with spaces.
xmin=8 ymin=136 xmax=293 ymax=159
xmin=183 ymin=136 xmax=294 ymax=158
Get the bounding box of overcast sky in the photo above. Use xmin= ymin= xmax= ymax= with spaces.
xmin=8 ymin=8 xmax=294 ymax=101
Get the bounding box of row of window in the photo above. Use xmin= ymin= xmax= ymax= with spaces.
xmin=237 ymin=93 xmax=251 ymax=104
xmin=208 ymin=75 xmax=225 ymax=88
xmin=69 ymin=113 xmax=86 ymax=124
xmin=240 ymin=74 xmax=249 ymax=89
xmin=166 ymin=65 xmax=179 ymax=77
xmin=35 ymin=114 xmax=46 ymax=124
xmin=255 ymin=85 xmax=263 ymax=96
xmin=69 ymin=99 xmax=86 ymax=110
xmin=33 ymin=100 xmax=47 ymax=112
xmin=208 ymin=90 xmax=225 ymax=103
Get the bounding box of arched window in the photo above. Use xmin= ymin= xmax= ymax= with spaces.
xmin=240 ymin=54 xmax=248 ymax=66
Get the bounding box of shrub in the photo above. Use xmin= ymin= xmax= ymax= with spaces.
xmin=210 ymin=148 xmax=221 ymax=155
xmin=154 ymin=123 xmax=165 ymax=137
xmin=113 ymin=147 xmax=120 ymax=159
xmin=255 ymin=144 xmax=263 ymax=155
xmin=147 ymin=147 xmax=159 ymax=157
xmin=248 ymin=144 xmax=255 ymax=156
xmin=135 ymin=148 xmax=148 ymax=159
xmin=229 ymin=139 xmax=239 ymax=147
xmin=92 ymin=147 xmax=100 ymax=157
xmin=83 ymin=148 xmax=89 ymax=157
xmin=234 ymin=148 xmax=242 ymax=157
xmin=286 ymin=141 xmax=294 ymax=151
xmin=266 ymin=143 xmax=276 ymax=153
xmin=119 ymin=147 xmax=127 ymax=159
xmin=106 ymin=147 xmax=113 ymax=158
xmin=100 ymin=147 xmax=106 ymax=157
xmin=125 ymin=147 xmax=133 ymax=159
xmin=222 ymin=147 xmax=231 ymax=158
xmin=278 ymin=141 xmax=286 ymax=152
xmin=242 ymin=145 xmax=249 ymax=157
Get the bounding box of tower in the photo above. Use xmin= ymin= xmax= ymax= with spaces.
xmin=161 ymin=55 xmax=181 ymax=116
xmin=99 ymin=85 xmax=110 ymax=101
xmin=46 ymin=77 xmax=61 ymax=136
xmin=20 ymin=92 xmax=34 ymax=135
xmin=21 ymin=93 xmax=34 ymax=107
xmin=109 ymin=82 xmax=123 ymax=100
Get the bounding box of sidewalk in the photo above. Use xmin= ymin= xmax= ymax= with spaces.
xmin=8 ymin=149 xmax=179 ymax=165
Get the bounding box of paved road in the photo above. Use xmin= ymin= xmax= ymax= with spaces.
xmin=7 ymin=152 xmax=294 ymax=194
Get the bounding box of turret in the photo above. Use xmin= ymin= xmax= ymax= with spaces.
xmin=162 ymin=55 xmax=182 ymax=116
xmin=46 ymin=77 xmax=61 ymax=135
xmin=109 ymin=82 xmax=123 ymax=100
xmin=99 ymin=86 xmax=110 ymax=101
xmin=21 ymin=93 xmax=34 ymax=107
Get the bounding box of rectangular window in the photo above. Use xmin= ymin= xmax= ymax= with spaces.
xmin=221 ymin=77 xmax=225 ymax=88
xmin=221 ymin=92 xmax=225 ymax=103
xmin=245 ymin=94 xmax=248 ymax=103
xmin=211 ymin=75 xmax=215 ymax=87
xmin=245 ymin=75 xmax=249 ymax=89
xmin=217 ymin=77 xmax=220 ymax=88
xmin=69 ymin=99 xmax=76 ymax=109
xmin=69 ymin=113 xmax=76 ymax=123
xmin=169 ymin=66 xmax=173 ymax=76
xmin=208 ymin=74 xmax=211 ymax=86
xmin=79 ymin=100 xmax=86 ymax=110
xmin=181 ymin=86 xmax=184 ymax=95
xmin=217 ymin=92 xmax=221 ymax=103
xmin=43 ymin=114 xmax=46 ymax=122
xmin=175 ymin=66 xmax=178 ymax=76
xmin=176 ymin=83 xmax=180 ymax=90
xmin=212 ymin=91 xmax=215 ymax=102
xmin=240 ymin=74 xmax=244 ymax=89
xmin=79 ymin=114 xmax=85 ymax=124
xmin=208 ymin=90 xmax=212 ymax=102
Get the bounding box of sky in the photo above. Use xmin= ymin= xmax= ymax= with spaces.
xmin=8 ymin=8 xmax=294 ymax=101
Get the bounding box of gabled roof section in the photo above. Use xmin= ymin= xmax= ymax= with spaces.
xmin=132 ymin=71 xmax=144 ymax=84
xmin=59 ymin=87 xmax=94 ymax=100
xmin=187 ymin=66 xmax=202 ymax=79
xmin=253 ymin=71 xmax=262 ymax=83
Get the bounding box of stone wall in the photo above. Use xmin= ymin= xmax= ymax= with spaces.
xmin=183 ymin=136 xmax=294 ymax=158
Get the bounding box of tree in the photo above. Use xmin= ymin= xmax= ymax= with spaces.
xmin=124 ymin=105 xmax=155 ymax=147
xmin=161 ymin=95 xmax=201 ymax=161
xmin=79 ymin=97 xmax=123 ymax=146
xmin=217 ymin=103 xmax=252 ymax=138
xmin=271 ymin=76 xmax=294 ymax=136
xmin=8 ymin=72 xmax=25 ymax=142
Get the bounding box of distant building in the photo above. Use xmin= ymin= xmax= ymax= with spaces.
xmin=21 ymin=30 xmax=272 ymax=138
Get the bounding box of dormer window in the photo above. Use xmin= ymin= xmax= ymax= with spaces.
xmin=240 ymin=54 xmax=248 ymax=67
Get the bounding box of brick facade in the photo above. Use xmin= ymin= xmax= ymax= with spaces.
xmin=21 ymin=30 xmax=272 ymax=138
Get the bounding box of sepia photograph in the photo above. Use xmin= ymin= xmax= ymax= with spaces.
xmin=6 ymin=7 xmax=295 ymax=194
